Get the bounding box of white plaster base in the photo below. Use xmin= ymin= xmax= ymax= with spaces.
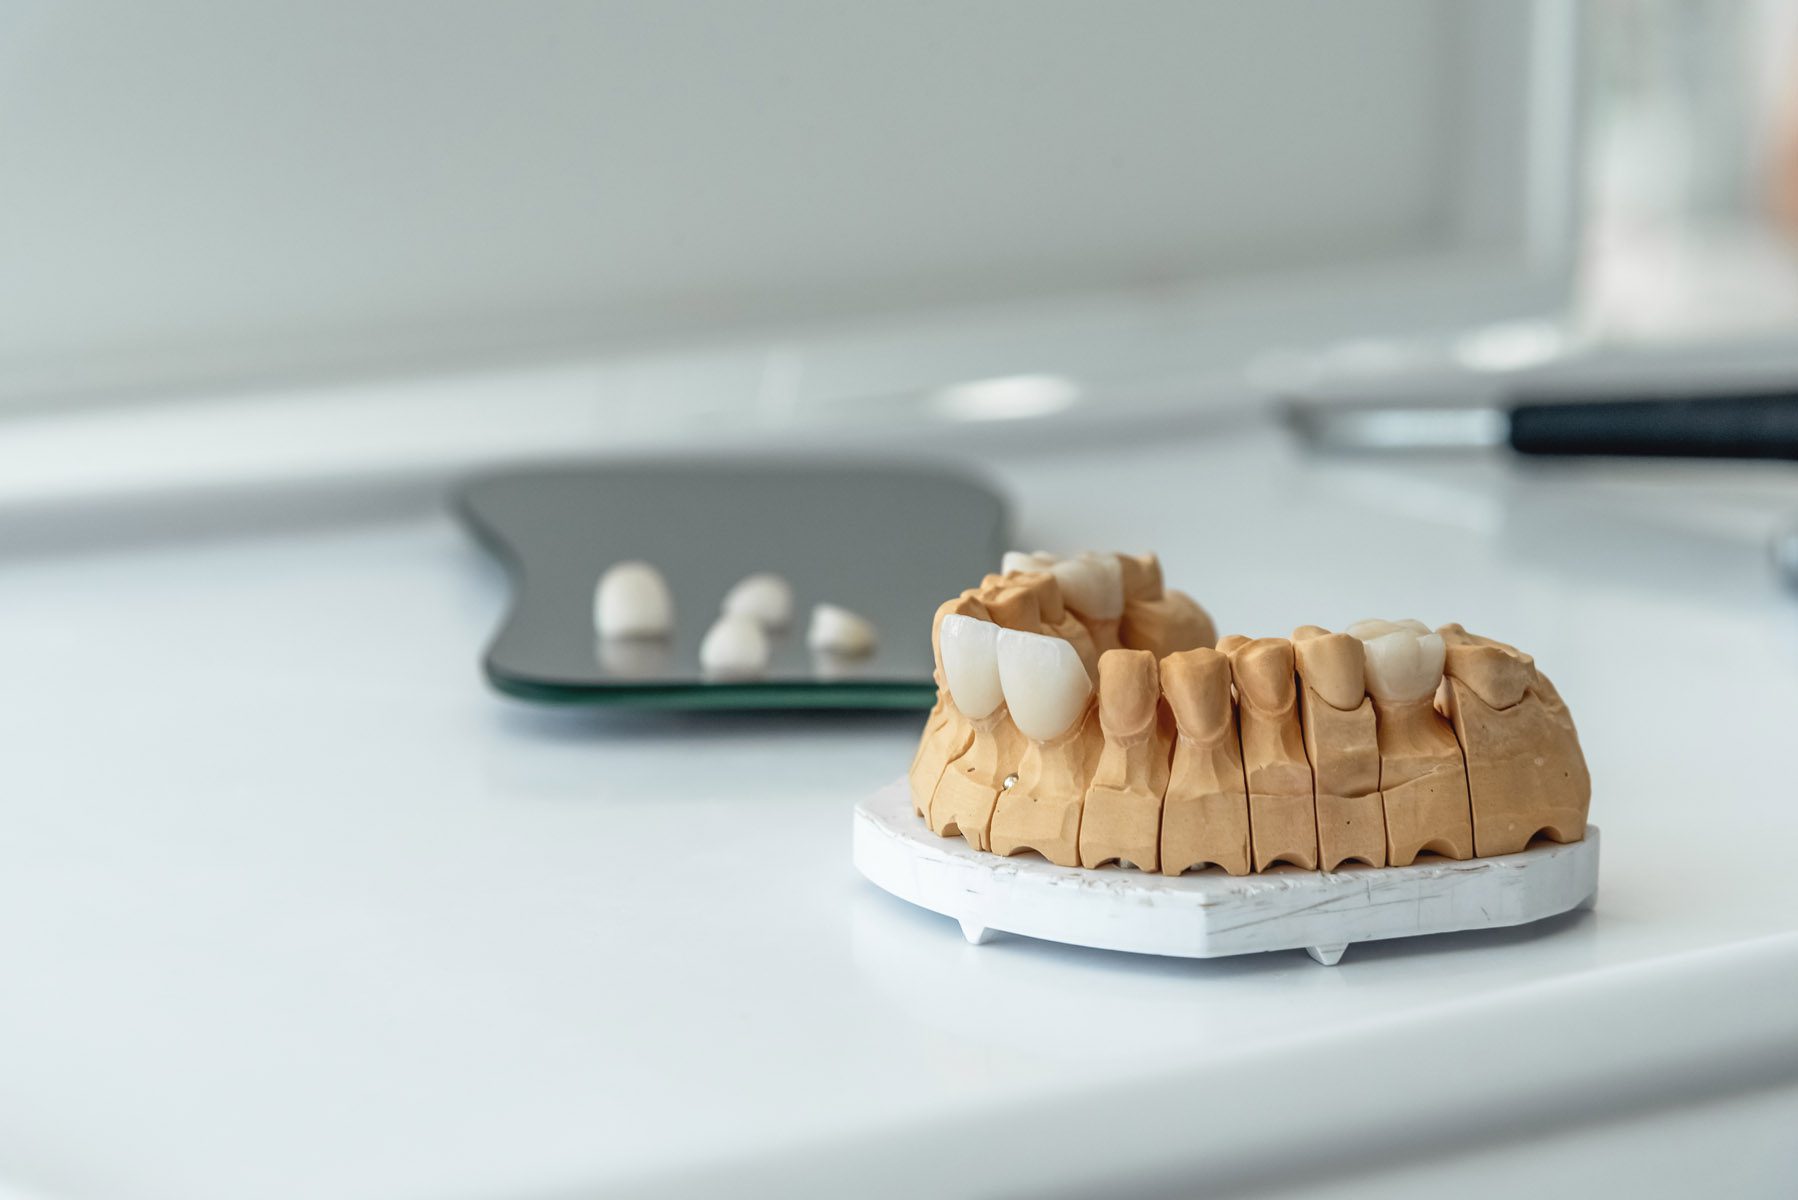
xmin=853 ymin=779 xmax=1599 ymax=965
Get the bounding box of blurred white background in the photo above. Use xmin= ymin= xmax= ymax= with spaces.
xmin=0 ymin=2 xmax=1567 ymax=410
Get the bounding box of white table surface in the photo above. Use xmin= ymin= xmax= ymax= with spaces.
xmin=3 ymin=418 xmax=1797 ymax=1199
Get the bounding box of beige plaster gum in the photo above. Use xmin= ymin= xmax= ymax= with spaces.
xmin=1078 ymin=649 xmax=1173 ymax=871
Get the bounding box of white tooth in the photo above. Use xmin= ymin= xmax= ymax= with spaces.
xmin=1350 ymin=618 xmax=1445 ymax=703
xmin=996 ymin=628 xmax=1093 ymax=740
xmin=594 ymin=560 xmax=674 ymax=638
xmin=940 ymin=615 xmax=1003 ymax=718
xmin=721 ymin=572 xmax=794 ymax=628
xmin=806 ymin=603 xmax=877 ymax=657
xmin=1002 ymin=550 xmax=1059 ymax=575
xmin=1050 ymin=552 xmax=1124 ymax=619
xmin=699 ymin=613 xmax=770 ymax=678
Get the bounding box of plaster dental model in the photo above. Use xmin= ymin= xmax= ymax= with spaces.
xmin=807 ymin=603 xmax=878 ymax=657
xmin=699 ymin=612 xmax=771 ymax=678
xmin=1221 ymin=635 xmax=1320 ymax=871
xmin=930 ymin=613 xmax=1029 ymax=850
xmin=987 ymin=628 xmax=1101 ymax=866
xmin=1158 ymin=648 xmax=1252 ymax=875
xmin=593 ymin=560 xmax=675 ymax=638
xmin=722 ymin=572 xmax=794 ymax=628
xmin=1348 ymin=619 xmax=1475 ymax=865
xmin=1293 ymin=627 xmax=1387 ymax=870
xmin=1437 ymin=624 xmax=1591 ymax=856
xmin=900 ymin=552 xmax=1592 ymax=884
xmin=1078 ymin=649 xmax=1171 ymax=871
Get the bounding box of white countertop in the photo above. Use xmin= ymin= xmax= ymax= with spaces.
xmin=3 ymin=418 xmax=1797 ymax=1199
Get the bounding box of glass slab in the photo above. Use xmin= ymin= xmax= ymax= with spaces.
xmin=456 ymin=460 xmax=1009 ymax=710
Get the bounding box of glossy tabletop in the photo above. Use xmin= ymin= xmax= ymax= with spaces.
xmin=3 ymin=418 xmax=1796 ymax=1199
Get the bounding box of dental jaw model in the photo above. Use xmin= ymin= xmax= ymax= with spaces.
xmin=864 ymin=554 xmax=1598 ymax=964
xmin=1349 ymin=619 xmax=1475 ymax=865
xmin=907 ymin=555 xmax=1587 ymax=878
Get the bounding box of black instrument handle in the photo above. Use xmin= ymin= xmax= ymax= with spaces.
xmin=1508 ymin=392 xmax=1798 ymax=461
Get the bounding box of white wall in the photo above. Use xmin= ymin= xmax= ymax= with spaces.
xmin=0 ymin=1 xmax=1550 ymax=403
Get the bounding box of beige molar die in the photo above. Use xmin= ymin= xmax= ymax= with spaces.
xmin=1437 ymin=624 xmax=1591 ymax=856
xmin=1078 ymin=649 xmax=1172 ymax=871
xmin=1293 ymin=627 xmax=1387 ymax=871
xmin=1159 ymin=648 xmax=1252 ymax=876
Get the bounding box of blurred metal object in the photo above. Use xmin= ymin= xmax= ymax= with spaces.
xmin=1283 ymin=390 xmax=1798 ymax=460
xmin=1281 ymin=400 xmax=1506 ymax=453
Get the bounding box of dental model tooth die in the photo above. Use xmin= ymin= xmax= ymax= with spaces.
xmin=861 ymin=553 xmax=1597 ymax=963
xmin=1294 ymin=627 xmax=1388 ymax=871
xmin=1159 ymin=648 xmax=1253 ymax=877
xmin=987 ymin=628 xmax=1101 ymax=867
xmin=1078 ymin=649 xmax=1172 ymax=871
xmin=1229 ymin=637 xmax=1321 ymax=872
xmin=1351 ymin=620 xmax=1475 ymax=865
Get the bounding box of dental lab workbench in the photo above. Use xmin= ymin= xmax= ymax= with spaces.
xmin=4 ymin=418 xmax=1797 ymax=1200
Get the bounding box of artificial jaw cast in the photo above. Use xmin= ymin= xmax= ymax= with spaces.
xmin=1349 ymin=619 xmax=1475 ymax=865
xmin=1225 ymin=636 xmax=1320 ymax=871
xmin=1436 ymin=624 xmax=1590 ymax=856
xmin=1078 ymin=649 xmax=1173 ymax=871
xmin=928 ymin=614 xmax=1029 ymax=851
xmin=1292 ymin=627 xmax=1387 ymax=870
xmin=987 ymin=628 xmax=1101 ymax=866
xmin=905 ymin=555 xmax=1590 ymax=880
xmin=1158 ymin=647 xmax=1252 ymax=876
